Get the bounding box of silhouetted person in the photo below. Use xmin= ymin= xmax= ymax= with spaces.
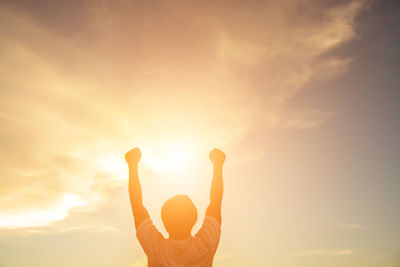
xmin=125 ymin=147 xmax=225 ymax=267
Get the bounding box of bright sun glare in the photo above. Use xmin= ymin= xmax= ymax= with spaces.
xmin=93 ymin=142 xmax=196 ymax=182
xmin=142 ymin=146 xmax=193 ymax=172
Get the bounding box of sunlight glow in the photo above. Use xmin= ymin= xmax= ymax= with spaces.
xmin=142 ymin=145 xmax=194 ymax=173
xmin=95 ymin=154 xmax=127 ymax=180
xmin=0 ymin=194 xmax=87 ymax=229
xmin=91 ymin=140 xmax=199 ymax=184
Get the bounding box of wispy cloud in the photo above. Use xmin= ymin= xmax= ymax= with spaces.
xmin=0 ymin=0 xmax=369 ymax=229
xmin=214 ymin=253 xmax=232 ymax=260
xmin=341 ymin=223 xmax=367 ymax=229
xmin=332 ymin=249 xmax=356 ymax=256
xmin=294 ymin=249 xmax=357 ymax=256
xmin=0 ymin=193 xmax=87 ymax=229
xmin=1 ymin=222 xmax=124 ymax=236
xmin=131 ymin=257 xmax=147 ymax=267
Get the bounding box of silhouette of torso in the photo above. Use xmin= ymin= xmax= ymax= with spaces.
xmin=137 ymin=216 xmax=221 ymax=267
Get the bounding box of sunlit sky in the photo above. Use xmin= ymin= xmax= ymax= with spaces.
xmin=0 ymin=0 xmax=399 ymax=266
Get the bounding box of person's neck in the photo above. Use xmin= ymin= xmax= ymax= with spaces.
xmin=169 ymin=232 xmax=191 ymax=240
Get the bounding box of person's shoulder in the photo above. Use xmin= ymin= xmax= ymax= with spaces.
xmin=196 ymin=216 xmax=221 ymax=236
xmin=204 ymin=215 xmax=221 ymax=226
xmin=193 ymin=216 xmax=221 ymax=252
xmin=136 ymin=217 xmax=153 ymax=234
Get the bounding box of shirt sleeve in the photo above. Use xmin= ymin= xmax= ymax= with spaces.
xmin=136 ymin=218 xmax=165 ymax=255
xmin=194 ymin=216 xmax=221 ymax=253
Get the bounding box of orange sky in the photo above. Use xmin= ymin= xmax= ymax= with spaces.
xmin=1 ymin=0 xmax=400 ymax=266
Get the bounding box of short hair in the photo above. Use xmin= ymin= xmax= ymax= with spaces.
xmin=161 ymin=194 xmax=198 ymax=236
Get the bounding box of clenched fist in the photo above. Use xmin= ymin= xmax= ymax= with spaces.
xmin=125 ymin=147 xmax=142 ymax=166
xmin=209 ymin=148 xmax=225 ymax=166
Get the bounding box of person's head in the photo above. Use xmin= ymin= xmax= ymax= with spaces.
xmin=161 ymin=194 xmax=198 ymax=239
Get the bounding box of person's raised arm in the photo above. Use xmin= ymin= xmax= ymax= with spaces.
xmin=206 ymin=148 xmax=225 ymax=224
xmin=125 ymin=147 xmax=150 ymax=229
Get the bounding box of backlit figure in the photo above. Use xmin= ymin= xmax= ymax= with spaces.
xmin=125 ymin=147 xmax=225 ymax=267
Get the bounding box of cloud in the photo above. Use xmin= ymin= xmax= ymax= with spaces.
xmin=332 ymin=249 xmax=356 ymax=256
xmin=131 ymin=257 xmax=147 ymax=267
xmin=267 ymin=109 xmax=334 ymax=129
xmin=341 ymin=223 xmax=367 ymax=229
xmin=31 ymin=224 xmax=123 ymax=235
xmin=294 ymin=248 xmax=356 ymax=256
xmin=214 ymin=253 xmax=231 ymax=260
xmin=0 ymin=0 xmax=368 ymax=229
xmin=0 ymin=193 xmax=87 ymax=229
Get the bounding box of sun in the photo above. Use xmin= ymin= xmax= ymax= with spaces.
xmin=142 ymin=146 xmax=193 ymax=172
xmin=167 ymin=149 xmax=189 ymax=171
